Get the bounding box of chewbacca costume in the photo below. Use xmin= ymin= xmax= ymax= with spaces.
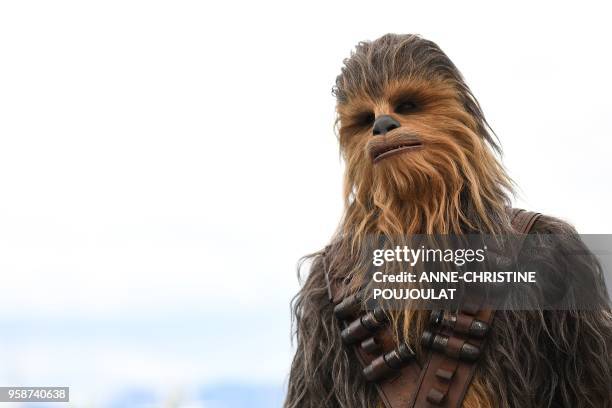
xmin=285 ymin=35 xmax=612 ymax=408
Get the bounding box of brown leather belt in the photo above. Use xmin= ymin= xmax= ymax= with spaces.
xmin=326 ymin=208 xmax=541 ymax=408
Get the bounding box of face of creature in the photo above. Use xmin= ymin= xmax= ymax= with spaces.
xmin=337 ymin=77 xmax=485 ymax=207
xmin=333 ymin=34 xmax=512 ymax=234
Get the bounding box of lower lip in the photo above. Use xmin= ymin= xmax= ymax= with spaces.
xmin=373 ymin=144 xmax=423 ymax=163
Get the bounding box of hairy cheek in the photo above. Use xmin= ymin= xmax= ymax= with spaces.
xmin=340 ymin=137 xmax=369 ymax=159
xmin=343 ymin=145 xmax=374 ymax=178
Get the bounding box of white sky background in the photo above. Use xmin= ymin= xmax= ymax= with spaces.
xmin=0 ymin=0 xmax=611 ymax=405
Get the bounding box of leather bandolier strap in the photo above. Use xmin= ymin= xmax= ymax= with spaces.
xmin=326 ymin=208 xmax=542 ymax=408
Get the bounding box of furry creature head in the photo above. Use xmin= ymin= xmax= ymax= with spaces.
xmin=332 ymin=34 xmax=513 ymax=237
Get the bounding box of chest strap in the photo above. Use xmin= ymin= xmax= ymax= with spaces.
xmin=326 ymin=208 xmax=542 ymax=408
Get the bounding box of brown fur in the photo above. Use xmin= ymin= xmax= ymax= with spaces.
xmin=286 ymin=34 xmax=612 ymax=408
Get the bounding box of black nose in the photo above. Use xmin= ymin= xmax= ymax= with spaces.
xmin=372 ymin=115 xmax=400 ymax=136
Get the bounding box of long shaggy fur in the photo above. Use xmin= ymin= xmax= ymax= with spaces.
xmin=286 ymin=34 xmax=612 ymax=408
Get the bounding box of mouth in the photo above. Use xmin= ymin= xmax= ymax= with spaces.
xmin=368 ymin=134 xmax=423 ymax=163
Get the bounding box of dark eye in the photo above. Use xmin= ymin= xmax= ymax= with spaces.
xmin=395 ymin=100 xmax=418 ymax=114
xmin=354 ymin=111 xmax=375 ymax=128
